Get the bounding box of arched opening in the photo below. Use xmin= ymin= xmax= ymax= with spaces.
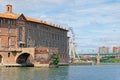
xmin=0 ymin=55 xmax=2 ymax=63
xmin=16 ymin=53 xmax=33 ymax=66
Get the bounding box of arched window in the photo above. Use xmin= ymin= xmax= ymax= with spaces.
xmin=8 ymin=7 xmax=9 ymax=12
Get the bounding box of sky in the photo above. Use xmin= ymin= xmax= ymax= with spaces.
xmin=0 ymin=0 xmax=120 ymax=54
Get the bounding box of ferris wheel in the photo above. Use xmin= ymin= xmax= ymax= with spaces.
xmin=68 ymin=27 xmax=77 ymax=59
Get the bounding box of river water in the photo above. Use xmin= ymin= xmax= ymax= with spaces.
xmin=0 ymin=65 xmax=120 ymax=80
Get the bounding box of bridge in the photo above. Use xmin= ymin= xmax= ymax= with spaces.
xmin=0 ymin=48 xmax=35 ymax=66
xmin=79 ymin=53 xmax=119 ymax=57
xmin=79 ymin=53 xmax=120 ymax=64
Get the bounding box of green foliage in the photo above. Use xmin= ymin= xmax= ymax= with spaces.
xmin=100 ymin=55 xmax=120 ymax=63
xmin=112 ymin=59 xmax=120 ymax=63
xmin=102 ymin=55 xmax=115 ymax=59
xmin=92 ymin=57 xmax=97 ymax=63
xmin=52 ymin=54 xmax=59 ymax=65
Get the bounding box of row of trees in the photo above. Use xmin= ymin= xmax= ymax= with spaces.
xmin=100 ymin=55 xmax=120 ymax=63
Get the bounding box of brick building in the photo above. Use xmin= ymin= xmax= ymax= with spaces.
xmin=113 ymin=47 xmax=120 ymax=54
xmin=0 ymin=5 xmax=69 ymax=66
xmin=98 ymin=46 xmax=109 ymax=54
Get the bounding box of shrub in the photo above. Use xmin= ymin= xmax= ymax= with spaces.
xmin=52 ymin=54 xmax=59 ymax=65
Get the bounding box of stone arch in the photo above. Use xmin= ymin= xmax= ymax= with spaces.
xmin=0 ymin=55 xmax=2 ymax=63
xmin=16 ymin=53 xmax=34 ymax=65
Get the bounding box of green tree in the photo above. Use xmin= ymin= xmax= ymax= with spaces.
xmin=52 ymin=54 xmax=59 ymax=65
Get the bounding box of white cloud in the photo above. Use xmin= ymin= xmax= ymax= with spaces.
xmin=0 ymin=0 xmax=120 ymax=53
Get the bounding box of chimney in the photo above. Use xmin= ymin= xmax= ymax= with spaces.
xmin=6 ymin=5 xmax=12 ymax=13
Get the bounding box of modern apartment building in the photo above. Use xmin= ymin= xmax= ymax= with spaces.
xmin=98 ymin=46 xmax=109 ymax=54
xmin=113 ymin=47 xmax=120 ymax=54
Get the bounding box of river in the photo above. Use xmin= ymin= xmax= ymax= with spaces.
xmin=0 ymin=65 xmax=120 ymax=80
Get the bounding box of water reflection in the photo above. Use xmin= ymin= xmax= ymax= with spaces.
xmin=0 ymin=67 xmax=69 ymax=80
xmin=1 ymin=66 xmax=120 ymax=80
xmin=0 ymin=67 xmax=20 ymax=80
xmin=48 ymin=67 xmax=69 ymax=80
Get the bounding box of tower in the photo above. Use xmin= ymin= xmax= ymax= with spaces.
xmin=6 ymin=5 xmax=12 ymax=13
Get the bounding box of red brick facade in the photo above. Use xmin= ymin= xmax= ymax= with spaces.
xmin=0 ymin=5 xmax=69 ymax=66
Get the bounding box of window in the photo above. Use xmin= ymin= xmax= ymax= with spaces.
xmin=8 ymin=38 xmax=11 ymax=49
xmin=0 ymin=19 xmax=3 ymax=24
xmin=0 ymin=24 xmax=1 ymax=33
xmin=18 ymin=27 xmax=22 ymax=41
xmin=8 ymin=7 xmax=9 ymax=11
xmin=8 ymin=20 xmax=11 ymax=33
xmin=19 ymin=43 xmax=24 ymax=48
xmin=8 ymin=25 xmax=11 ymax=33
xmin=0 ymin=38 xmax=1 ymax=48
xmin=8 ymin=52 xmax=10 ymax=57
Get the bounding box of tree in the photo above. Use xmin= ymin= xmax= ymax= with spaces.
xmin=49 ymin=53 xmax=59 ymax=67
xmin=52 ymin=54 xmax=59 ymax=65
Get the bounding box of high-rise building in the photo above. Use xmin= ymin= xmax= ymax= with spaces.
xmin=113 ymin=47 xmax=120 ymax=54
xmin=98 ymin=46 xmax=109 ymax=54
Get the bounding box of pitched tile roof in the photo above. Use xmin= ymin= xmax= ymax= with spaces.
xmin=0 ymin=13 xmax=20 ymax=19
xmin=0 ymin=12 xmax=67 ymax=31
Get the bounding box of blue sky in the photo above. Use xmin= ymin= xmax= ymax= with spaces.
xmin=0 ymin=0 xmax=120 ymax=54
